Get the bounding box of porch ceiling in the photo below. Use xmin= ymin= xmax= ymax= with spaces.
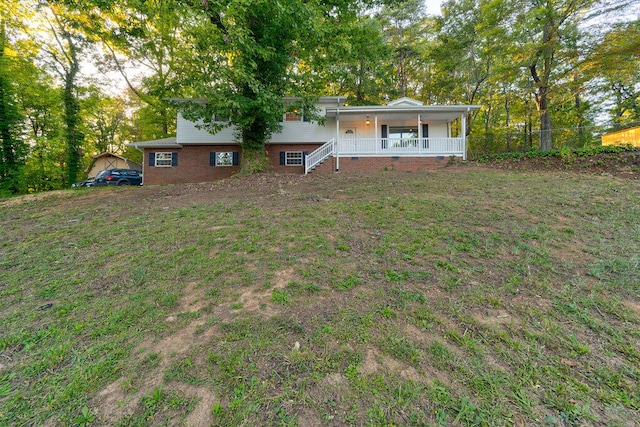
xmin=325 ymin=105 xmax=480 ymax=122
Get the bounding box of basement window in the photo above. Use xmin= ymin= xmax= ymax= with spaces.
xmin=210 ymin=151 xmax=239 ymax=166
xmin=216 ymin=152 xmax=233 ymax=166
xmin=285 ymin=152 xmax=303 ymax=166
xmin=155 ymin=152 xmax=173 ymax=167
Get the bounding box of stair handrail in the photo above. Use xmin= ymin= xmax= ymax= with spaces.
xmin=305 ymin=138 xmax=336 ymax=174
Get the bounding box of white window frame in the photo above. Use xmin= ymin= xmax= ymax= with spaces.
xmin=216 ymin=152 xmax=234 ymax=166
xmin=285 ymin=151 xmax=303 ymax=166
xmin=155 ymin=152 xmax=173 ymax=167
xmin=388 ymin=126 xmax=418 ymax=139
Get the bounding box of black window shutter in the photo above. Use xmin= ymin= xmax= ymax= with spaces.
xmin=149 ymin=152 xmax=155 ymax=167
xmin=303 ymin=151 xmax=308 ymax=165
xmin=280 ymin=151 xmax=285 ymax=165
xmin=171 ymin=152 xmax=178 ymax=166
xmin=422 ymin=123 xmax=429 ymax=148
xmin=381 ymin=125 xmax=388 ymax=149
xmin=210 ymin=152 xmax=216 ymax=166
xmin=232 ymin=152 xmax=239 ymax=166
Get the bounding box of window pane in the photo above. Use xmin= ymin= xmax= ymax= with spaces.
xmin=285 ymin=111 xmax=302 ymax=122
xmin=388 ymin=126 xmax=418 ymax=139
xmin=155 ymin=152 xmax=173 ymax=166
xmin=285 ymin=152 xmax=303 ymax=166
xmin=216 ymin=152 xmax=233 ymax=166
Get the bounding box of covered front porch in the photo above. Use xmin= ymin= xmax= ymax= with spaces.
xmin=306 ymin=98 xmax=480 ymax=173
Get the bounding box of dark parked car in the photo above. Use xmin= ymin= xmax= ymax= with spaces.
xmin=72 ymin=178 xmax=95 ymax=188
xmin=93 ymin=169 xmax=143 ymax=186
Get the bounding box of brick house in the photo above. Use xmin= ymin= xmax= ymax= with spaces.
xmin=130 ymin=97 xmax=480 ymax=185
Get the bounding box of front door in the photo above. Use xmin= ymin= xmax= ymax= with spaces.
xmin=343 ymin=128 xmax=356 ymax=139
xmin=342 ymin=128 xmax=357 ymax=152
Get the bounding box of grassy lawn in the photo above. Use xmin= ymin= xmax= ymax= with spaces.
xmin=1 ymin=166 xmax=639 ymax=426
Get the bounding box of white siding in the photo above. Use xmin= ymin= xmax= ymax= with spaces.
xmin=176 ymin=114 xmax=237 ymax=144
xmin=176 ymin=108 xmax=452 ymax=145
xmin=427 ymin=123 xmax=449 ymax=138
xmin=177 ymin=112 xmax=337 ymax=145
xmin=271 ymin=119 xmax=336 ymax=143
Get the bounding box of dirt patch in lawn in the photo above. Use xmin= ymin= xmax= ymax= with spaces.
xmin=237 ymin=267 xmax=294 ymax=314
xmin=93 ymin=285 xmax=220 ymax=425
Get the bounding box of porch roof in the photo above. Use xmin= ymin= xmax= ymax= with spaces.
xmin=128 ymin=137 xmax=181 ymax=149
xmin=325 ymin=104 xmax=481 ymax=121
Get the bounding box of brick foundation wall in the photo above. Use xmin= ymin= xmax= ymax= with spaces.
xmin=144 ymin=145 xmax=240 ymax=185
xmin=309 ymin=157 xmax=336 ymax=174
xmin=311 ymin=156 xmax=456 ymax=174
xmin=143 ymin=144 xmax=459 ymax=185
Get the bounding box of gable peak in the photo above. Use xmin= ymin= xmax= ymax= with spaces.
xmin=387 ymin=97 xmax=424 ymax=107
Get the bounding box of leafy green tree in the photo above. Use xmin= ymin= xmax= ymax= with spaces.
xmin=507 ymin=0 xmax=597 ymax=150
xmin=175 ymin=0 xmax=311 ymax=172
xmin=0 ymin=21 xmax=28 ymax=195
xmin=309 ymin=16 xmax=390 ymax=104
xmin=15 ymin=57 xmax=67 ymax=191
xmin=377 ymin=0 xmax=428 ymax=98
xmin=428 ymin=0 xmax=504 ymax=137
xmin=86 ymin=0 xmax=181 ymax=138
xmin=82 ymin=88 xmax=130 ymax=154
xmin=587 ymin=19 xmax=640 ymax=125
xmin=40 ymin=2 xmax=87 ymax=186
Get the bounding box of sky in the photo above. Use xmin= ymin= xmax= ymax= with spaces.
xmin=424 ymin=0 xmax=443 ymax=16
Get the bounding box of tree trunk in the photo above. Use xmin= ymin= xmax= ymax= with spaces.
xmin=575 ymin=84 xmax=585 ymax=146
xmin=161 ymin=109 xmax=167 ymax=135
xmin=61 ymin=30 xmax=83 ymax=187
xmin=531 ymin=64 xmax=552 ymax=151
xmin=0 ymin=24 xmax=24 ymax=194
xmin=240 ymin=144 xmax=269 ymax=174
xmin=527 ymin=109 xmax=533 ymax=150
xmin=239 ymin=114 xmax=269 ymax=174
xmin=0 ymin=85 xmax=15 ymax=174
xmin=64 ymin=66 xmax=82 ymax=185
xmin=539 ymin=108 xmax=552 ymax=151
xmin=355 ymin=61 xmax=365 ymax=103
xmin=505 ymin=93 xmax=511 ymax=151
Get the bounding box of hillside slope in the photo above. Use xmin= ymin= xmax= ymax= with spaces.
xmin=1 ymin=168 xmax=639 ymax=426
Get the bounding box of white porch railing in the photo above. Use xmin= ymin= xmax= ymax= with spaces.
xmin=337 ymin=137 xmax=464 ymax=156
xmin=305 ymin=137 xmax=465 ymax=174
xmin=305 ymin=138 xmax=336 ymax=174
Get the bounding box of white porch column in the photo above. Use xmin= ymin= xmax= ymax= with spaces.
xmin=336 ymin=111 xmax=340 ymax=170
xmin=461 ymin=112 xmax=467 ymax=160
xmin=418 ymin=114 xmax=421 ymax=153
